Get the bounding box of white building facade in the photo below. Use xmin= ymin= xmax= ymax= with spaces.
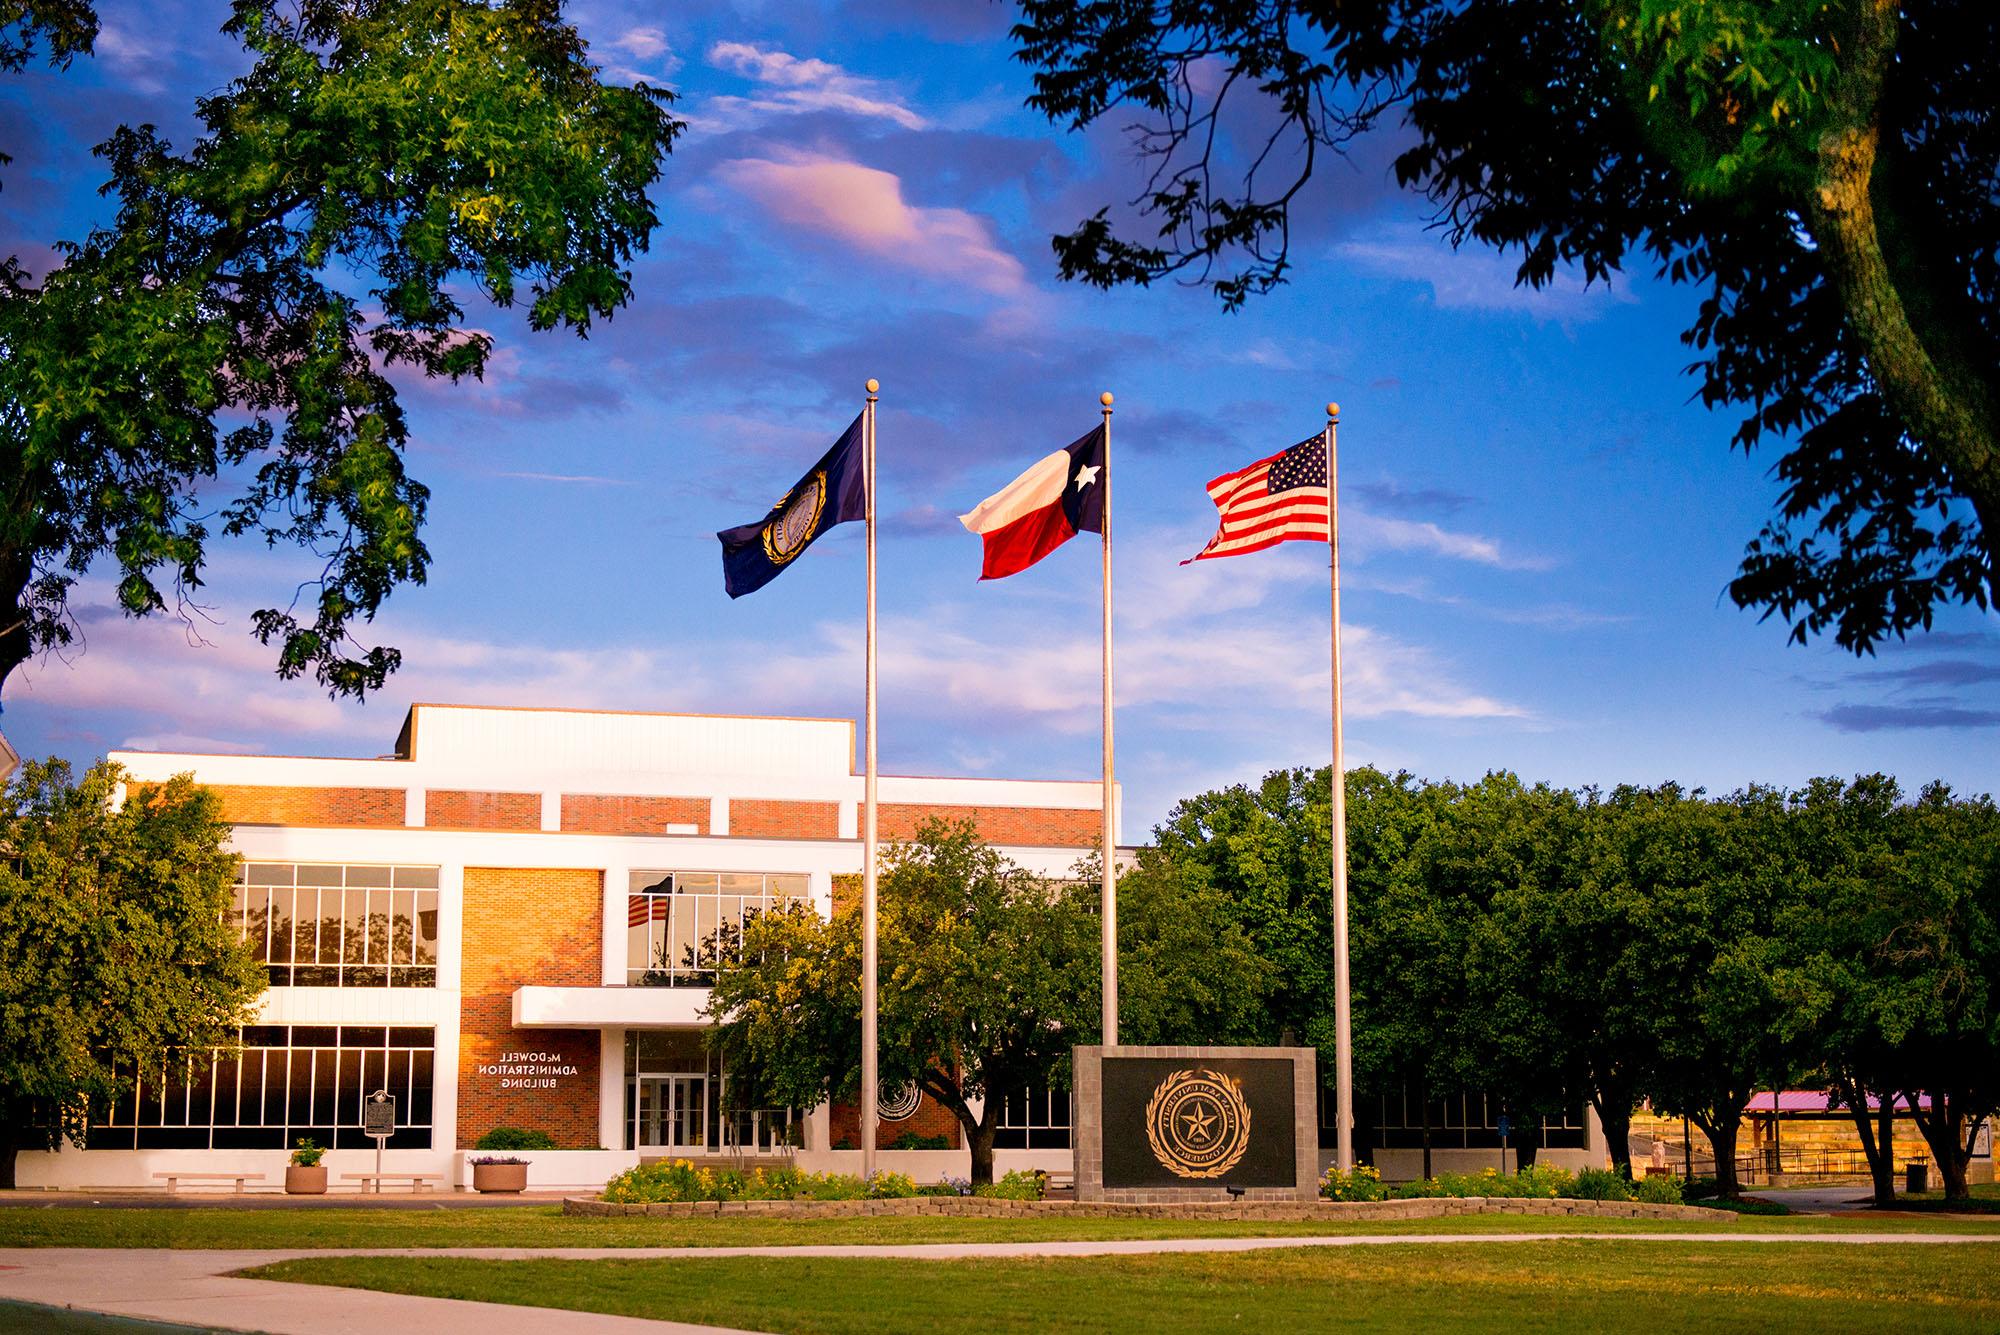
xmin=22 ymin=704 xmax=1110 ymax=1191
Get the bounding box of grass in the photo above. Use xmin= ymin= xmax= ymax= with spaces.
xmin=248 ymin=1242 xmax=2000 ymax=1333
xmin=6 ymin=1204 xmax=2000 ymax=1250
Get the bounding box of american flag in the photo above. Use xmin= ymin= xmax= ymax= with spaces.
xmin=1183 ymin=434 xmax=1331 ymax=562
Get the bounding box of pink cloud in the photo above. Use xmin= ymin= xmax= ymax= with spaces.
xmin=715 ymin=154 xmax=1027 ymax=296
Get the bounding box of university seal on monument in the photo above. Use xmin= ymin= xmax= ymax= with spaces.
xmin=762 ymin=471 xmax=827 ymax=564
xmin=1143 ymin=1068 xmax=1252 ymax=1179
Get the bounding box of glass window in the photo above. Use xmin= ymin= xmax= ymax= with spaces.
xmin=233 ymin=864 xmax=439 ymax=988
xmin=626 ymin=869 xmax=813 ymax=986
xmin=92 ymin=1027 xmax=439 ymax=1151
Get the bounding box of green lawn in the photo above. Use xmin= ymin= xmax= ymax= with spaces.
xmin=248 ymin=1242 xmax=2000 ymax=1333
xmin=4 ymin=1204 xmax=1999 ymax=1250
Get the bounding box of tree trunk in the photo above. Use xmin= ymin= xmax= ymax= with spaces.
xmin=1514 ymin=1134 xmax=1538 ymax=1170
xmin=967 ymin=1115 xmax=998 ymax=1186
xmin=0 ymin=1143 xmax=15 ymax=1192
xmin=1808 ymin=0 xmax=2000 ymax=575
xmin=1908 ymin=1090 xmax=1978 ymax=1203
xmin=1591 ymin=1089 xmax=1634 ymax=1178
xmin=1697 ymin=1115 xmax=1742 ymax=1199
xmin=1831 ymin=1073 xmax=1897 ymax=1206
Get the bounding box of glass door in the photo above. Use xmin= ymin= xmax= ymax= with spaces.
xmin=634 ymin=1076 xmax=708 ymax=1150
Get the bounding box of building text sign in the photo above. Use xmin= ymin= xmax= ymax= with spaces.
xmin=1074 ymin=1045 xmax=1319 ymax=1202
xmin=479 ymin=1049 xmax=582 ymax=1092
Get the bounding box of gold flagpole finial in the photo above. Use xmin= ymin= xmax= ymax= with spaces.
xmin=1100 ymin=391 xmax=1114 ymax=407
xmin=1327 ymin=402 xmax=1340 ymax=421
xmin=866 ymin=378 xmax=879 ymax=396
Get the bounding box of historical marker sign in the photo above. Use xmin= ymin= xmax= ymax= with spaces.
xmin=1074 ymin=1045 xmax=1319 ymax=1202
xmin=364 ymin=1090 xmax=396 ymax=1138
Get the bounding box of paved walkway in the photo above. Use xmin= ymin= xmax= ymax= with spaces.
xmin=7 ymin=1233 xmax=2000 ymax=1334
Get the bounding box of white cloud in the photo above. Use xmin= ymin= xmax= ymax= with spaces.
xmin=701 ymin=42 xmax=926 ymax=131
xmin=1345 ymin=510 xmax=1554 ymax=571
xmin=715 ymin=152 xmax=1026 ymax=296
xmin=1336 ymin=231 xmax=1635 ymax=323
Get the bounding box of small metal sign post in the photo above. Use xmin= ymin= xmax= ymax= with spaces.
xmin=364 ymin=1090 xmax=396 ymax=1194
xmin=1496 ymin=1115 xmax=1511 ymax=1175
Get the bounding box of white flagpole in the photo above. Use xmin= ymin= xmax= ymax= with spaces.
xmin=861 ymin=378 xmax=881 ymax=1181
xmin=1327 ymin=402 xmax=1353 ymax=1173
xmin=1099 ymin=390 xmax=1118 ymax=1047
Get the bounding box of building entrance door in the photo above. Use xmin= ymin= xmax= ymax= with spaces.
xmin=635 ymin=1075 xmax=708 ymax=1150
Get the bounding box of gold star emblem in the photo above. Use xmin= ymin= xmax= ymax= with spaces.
xmin=1181 ymin=1101 xmax=1217 ymax=1143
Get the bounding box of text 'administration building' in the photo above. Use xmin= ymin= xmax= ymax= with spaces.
xmin=24 ymin=704 xmax=1111 ymax=1191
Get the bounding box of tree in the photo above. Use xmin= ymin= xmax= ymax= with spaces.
xmin=1012 ymin=0 xmax=1996 ymax=650
xmin=0 ymin=0 xmax=679 ymax=698
xmin=1604 ymin=786 xmax=1805 ymax=1197
xmin=708 ymin=819 xmax=1268 ymax=1183
xmin=0 ymin=759 xmax=265 ymax=1187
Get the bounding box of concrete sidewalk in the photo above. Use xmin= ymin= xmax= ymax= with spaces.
xmin=6 ymin=1233 xmax=2000 ymax=1334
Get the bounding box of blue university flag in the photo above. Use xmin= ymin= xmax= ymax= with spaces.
xmin=717 ymin=412 xmax=868 ymax=598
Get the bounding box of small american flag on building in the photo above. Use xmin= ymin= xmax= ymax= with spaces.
xmin=1182 ymin=433 xmax=1331 ymax=563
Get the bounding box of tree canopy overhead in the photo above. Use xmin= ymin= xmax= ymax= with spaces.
xmin=0 ymin=0 xmax=679 ymax=699
xmin=1012 ymin=0 xmax=1998 ymax=653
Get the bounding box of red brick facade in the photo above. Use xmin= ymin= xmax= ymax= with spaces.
xmin=729 ymin=798 xmax=841 ymax=839
xmin=561 ymin=794 xmax=708 ymax=836
xmin=881 ymin=803 xmax=1099 ymax=847
xmin=830 ymin=1091 xmax=963 ymax=1150
xmin=457 ymin=867 xmax=603 ymax=1149
xmin=202 ymin=784 xmax=406 ymax=828
xmin=427 ymin=790 xmax=542 ymax=831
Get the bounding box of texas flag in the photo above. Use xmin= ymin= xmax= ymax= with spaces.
xmin=958 ymin=425 xmax=1106 ymax=579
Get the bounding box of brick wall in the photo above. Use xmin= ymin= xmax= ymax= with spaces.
xmin=457 ymin=867 xmax=603 ymax=1149
xmin=427 ymin=790 xmax=542 ymax=831
xmin=830 ymin=1091 xmax=963 ymax=1150
xmin=562 ymin=794 xmax=708 ymax=836
xmin=729 ymin=798 xmax=841 ymax=840
xmin=198 ymin=784 xmax=406 ymax=828
xmin=881 ymin=803 xmax=1099 ymax=848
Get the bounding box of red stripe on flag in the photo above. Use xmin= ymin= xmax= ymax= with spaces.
xmin=976 ymin=499 xmax=1079 ymax=580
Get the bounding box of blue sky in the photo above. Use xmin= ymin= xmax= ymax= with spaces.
xmin=4 ymin=0 xmax=1995 ymax=833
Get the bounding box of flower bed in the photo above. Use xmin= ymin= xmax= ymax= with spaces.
xmin=601 ymin=1161 xmax=1049 ymax=1206
xmin=1320 ymin=1163 xmax=1686 ymax=1206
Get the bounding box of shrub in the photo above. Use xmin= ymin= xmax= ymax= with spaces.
xmin=1635 ymin=1173 xmax=1685 ymax=1205
xmin=476 ymin=1127 xmax=557 ymax=1151
xmin=889 ymin=1132 xmax=952 ymax=1150
xmin=1571 ymin=1167 xmax=1635 ymax=1201
xmin=975 ymin=1169 xmax=1046 ymax=1201
xmin=288 ymin=1138 xmax=325 ymax=1167
xmin=1394 ymin=1164 xmax=1577 ymax=1200
xmin=1682 ymin=1175 xmax=1724 ymax=1201
xmin=1320 ymin=1164 xmax=1390 ymax=1202
xmin=866 ymin=1171 xmax=919 ymax=1199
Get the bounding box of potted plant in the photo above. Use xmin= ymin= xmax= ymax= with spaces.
xmin=470 ymin=1155 xmax=530 ymax=1193
xmin=286 ymin=1139 xmax=328 ymax=1195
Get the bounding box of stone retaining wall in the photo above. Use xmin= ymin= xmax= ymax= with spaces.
xmin=563 ymin=1195 xmax=1736 ymax=1222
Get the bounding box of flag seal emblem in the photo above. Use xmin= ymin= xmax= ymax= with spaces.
xmin=1143 ymin=1068 xmax=1252 ymax=1178
xmin=877 ymin=1081 xmax=923 ymax=1122
xmin=763 ymin=471 xmax=828 ymax=564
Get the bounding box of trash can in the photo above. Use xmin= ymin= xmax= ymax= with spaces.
xmin=1906 ymin=1161 xmax=1929 ymax=1195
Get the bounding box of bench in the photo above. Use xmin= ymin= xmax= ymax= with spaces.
xmin=340 ymin=1172 xmax=435 ymax=1194
xmin=1043 ymin=1169 xmax=1075 ymax=1195
xmin=153 ymin=1172 xmax=266 ymax=1193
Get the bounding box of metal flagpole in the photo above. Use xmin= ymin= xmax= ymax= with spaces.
xmin=1327 ymin=402 xmax=1354 ymax=1173
xmin=861 ymin=378 xmax=881 ymax=1181
xmin=1099 ymin=390 xmax=1118 ymax=1048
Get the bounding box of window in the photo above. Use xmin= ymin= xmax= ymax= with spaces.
xmin=91 ymin=1025 xmax=435 ymax=1150
xmin=626 ymin=870 xmax=810 ymax=986
xmin=623 ymin=1030 xmax=798 ymax=1152
xmin=1355 ymin=1087 xmax=1589 ymax=1151
xmin=994 ymin=1085 xmax=1071 ymax=1150
xmin=233 ymin=863 xmax=439 ymax=987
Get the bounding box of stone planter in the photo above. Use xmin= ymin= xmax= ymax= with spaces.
xmin=472 ymin=1161 xmax=529 ymax=1194
xmin=285 ymin=1165 xmax=328 ymax=1195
